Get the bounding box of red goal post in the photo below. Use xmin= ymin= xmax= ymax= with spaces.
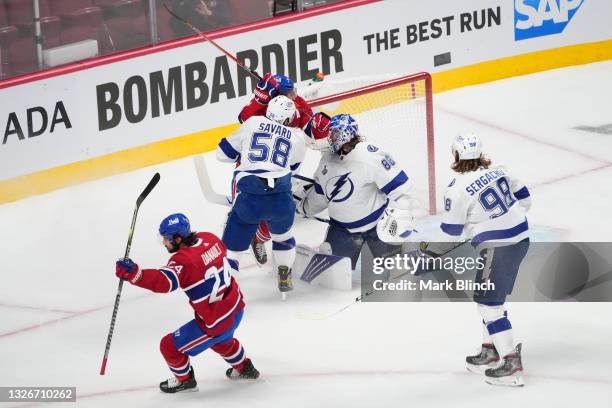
xmin=305 ymin=72 xmax=436 ymax=215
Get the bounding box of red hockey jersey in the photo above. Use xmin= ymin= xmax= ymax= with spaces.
xmin=134 ymin=232 xmax=244 ymax=337
xmin=238 ymin=95 xmax=313 ymax=129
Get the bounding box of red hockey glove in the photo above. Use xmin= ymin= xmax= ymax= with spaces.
xmin=115 ymin=258 xmax=142 ymax=284
xmin=253 ymin=72 xmax=280 ymax=105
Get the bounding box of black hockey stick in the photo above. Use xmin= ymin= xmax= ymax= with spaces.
xmin=163 ymin=3 xmax=262 ymax=81
xmin=99 ymin=172 xmax=161 ymax=375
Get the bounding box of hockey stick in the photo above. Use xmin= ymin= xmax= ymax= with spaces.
xmin=298 ymin=239 xmax=471 ymax=320
xmin=163 ymin=3 xmax=261 ymax=81
xmin=99 ymin=172 xmax=161 ymax=375
xmin=193 ymin=155 xmax=232 ymax=206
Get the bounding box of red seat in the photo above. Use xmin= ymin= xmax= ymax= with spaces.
xmin=0 ymin=1 xmax=19 ymax=78
xmin=50 ymin=0 xmax=103 ymax=52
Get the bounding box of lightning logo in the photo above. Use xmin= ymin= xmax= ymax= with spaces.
xmin=325 ymin=172 xmax=355 ymax=203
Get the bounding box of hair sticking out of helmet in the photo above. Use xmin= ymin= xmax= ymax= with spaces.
xmin=159 ymin=213 xmax=191 ymax=239
xmin=328 ymin=114 xmax=361 ymax=154
xmin=451 ymin=133 xmax=482 ymax=160
xmin=266 ymin=95 xmax=297 ymax=125
xmin=451 ymin=133 xmax=491 ymax=173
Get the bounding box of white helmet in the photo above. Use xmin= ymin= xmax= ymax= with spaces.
xmin=266 ymin=95 xmax=296 ymax=125
xmin=451 ymin=133 xmax=482 ymax=160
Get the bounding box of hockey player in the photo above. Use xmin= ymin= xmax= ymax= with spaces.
xmin=217 ymin=95 xmax=306 ymax=298
xmin=295 ymin=114 xmax=416 ymax=271
xmin=237 ymin=72 xmax=330 ymax=266
xmin=441 ymin=133 xmax=531 ymax=387
xmin=114 ymin=213 xmax=259 ymax=394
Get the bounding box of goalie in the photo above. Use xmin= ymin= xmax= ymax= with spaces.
xmin=294 ymin=114 xmax=418 ymax=271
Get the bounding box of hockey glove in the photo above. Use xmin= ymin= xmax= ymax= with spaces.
xmin=253 ymin=72 xmax=280 ymax=105
xmin=116 ymin=258 xmax=142 ymax=284
xmin=304 ymin=112 xmax=332 ymax=150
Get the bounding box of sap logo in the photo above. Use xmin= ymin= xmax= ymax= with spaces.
xmin=514 ymin=0 xmax=583 ymax=41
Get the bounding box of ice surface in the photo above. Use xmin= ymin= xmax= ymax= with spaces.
xmin=1 ymin=61 xmax=612 ymax=407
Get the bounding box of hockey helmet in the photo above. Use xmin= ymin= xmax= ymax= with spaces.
xmin=273 ymin=74 xmax=295 ymax=95
xmin=451 ymin=133 xmax=482 ymax=160
xmin=159 ymin=213 xmax=191 ymax=239
xmin=328 ymin=114 xmax=360 ymax=154
xmin=266 ymin=95 xmax=296 ymax=125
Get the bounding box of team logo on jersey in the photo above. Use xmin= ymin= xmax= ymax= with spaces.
xmin=325 ymin=172 xmax=354 ymax=203
xmin=514 ymin=0 xmax=583 ymax=41
xmin=367 ymin=144 xmax=379 ymax=152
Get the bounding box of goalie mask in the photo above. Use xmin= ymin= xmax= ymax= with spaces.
xmin=328 ymin=114 xmax=363 ymax=154
xmin=451 ymin=133 xmax=482 ymax=160
xmin=266 ymin=95 xmax=296 ymax=125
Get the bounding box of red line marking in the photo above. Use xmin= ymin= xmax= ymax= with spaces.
xmin=0 ymin=293 xmax=151 ymax=339
xmin=0 ymin=0 xmax=381 ymax=90
xmin=437 ymin=106 xmax=612 ymax=165
xmin=533 ymin=163 xmax=612 ymax=188
xmin=0 ymin=302 xmax=77 ymax=314
xmin=9 ymin=368 xmax=612 ymax=407
xmin=0 ymin=262 xmax=258 ymax=339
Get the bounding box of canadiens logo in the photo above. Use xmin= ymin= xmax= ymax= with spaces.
xmin=325 ymin=172 xmax=354 ymax=203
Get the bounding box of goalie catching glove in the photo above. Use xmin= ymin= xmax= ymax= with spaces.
xmin=376 ymin=196 xmax=416 ymax=243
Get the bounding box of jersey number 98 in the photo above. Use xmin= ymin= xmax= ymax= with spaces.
xmin=478 ymin=177 xmax=516 ymax=219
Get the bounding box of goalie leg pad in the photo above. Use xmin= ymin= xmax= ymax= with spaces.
xmin=324 ymin=224 xmax=365 ymax=270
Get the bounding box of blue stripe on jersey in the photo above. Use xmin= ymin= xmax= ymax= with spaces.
xmin=314 ymin=182 xmax=324 ymax=195
xmin=290 ymin=162 xmax=301 ymax=171
xmin=441 ymin=223 xmax=464 ymax=236
xmin=219 ymin=138 xmax=240 ymax=160
xmin=330 ymin=201 xmax=388 ymax=230
xmin=472 ymin=219 xmax=529 ymax=246
xmin=160 ymin=268 xmax=179 ymax=291
xmin=381 ymin=171 xmax=409 ymax=195
xmin=487 ymin=316 xmax=512 ymax=335
xmin=185 ymin=271 xmax=227 ymax=302
xmin=227 ymin=258 xmax=239 ymax=272
xmin=272 ymin=237 xmax=296 ymax=251
xmin=513 ymin=186 xmax=530 ymax=200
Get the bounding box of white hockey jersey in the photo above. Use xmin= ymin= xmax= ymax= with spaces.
xmin=441 ymin=165 xmax=531 ymax=247
xmin=216 ymin=116 xmax=306 ymax=184
xmin=302 ymin=143 xmax=411 ymax=233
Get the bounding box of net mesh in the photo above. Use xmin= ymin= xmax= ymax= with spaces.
xmin=305 ymin=73 xmax=435 ymax=216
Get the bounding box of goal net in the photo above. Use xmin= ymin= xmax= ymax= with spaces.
xmin=302 ymin=72 xmax=436 ymax=216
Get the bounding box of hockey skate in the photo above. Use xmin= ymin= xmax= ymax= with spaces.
xmin=159 ymin=367 xmax=198 ymax=393
xmin=226 ymin=359 xmax=260 ymax=380
xmin=466 ymin=343 xmax=500 ymax=374
xmin=251 ymin=238 xmax=268 ymax=265
xmin=484 ymin=344 xmax=524 ymax=387
xmin=277 ymin=265 xmax=293 ymax=300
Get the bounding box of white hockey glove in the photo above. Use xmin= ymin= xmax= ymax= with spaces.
xmin=292 ymin=178 xmax=313 ymax=215
xmin=376 ymin=206 xmax=415 ymax=243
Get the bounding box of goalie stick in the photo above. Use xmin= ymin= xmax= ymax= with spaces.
xmin=99 ymin=172 xmax=161 ymax=375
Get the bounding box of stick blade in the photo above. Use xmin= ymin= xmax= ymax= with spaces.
xmin=136 ymin=172 xmax=160 ymax=206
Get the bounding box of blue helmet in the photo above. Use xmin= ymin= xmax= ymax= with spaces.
xmin=273 ymin=74 xmax=294 ymax=94
xmin=159 ymin=213 xmax=191 ymax=239
xmin=328 ymin=114 xmax=359 ymax=153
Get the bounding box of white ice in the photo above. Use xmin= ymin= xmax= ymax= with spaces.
xmin=1 ymin=61 xmax=612 ymax=407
